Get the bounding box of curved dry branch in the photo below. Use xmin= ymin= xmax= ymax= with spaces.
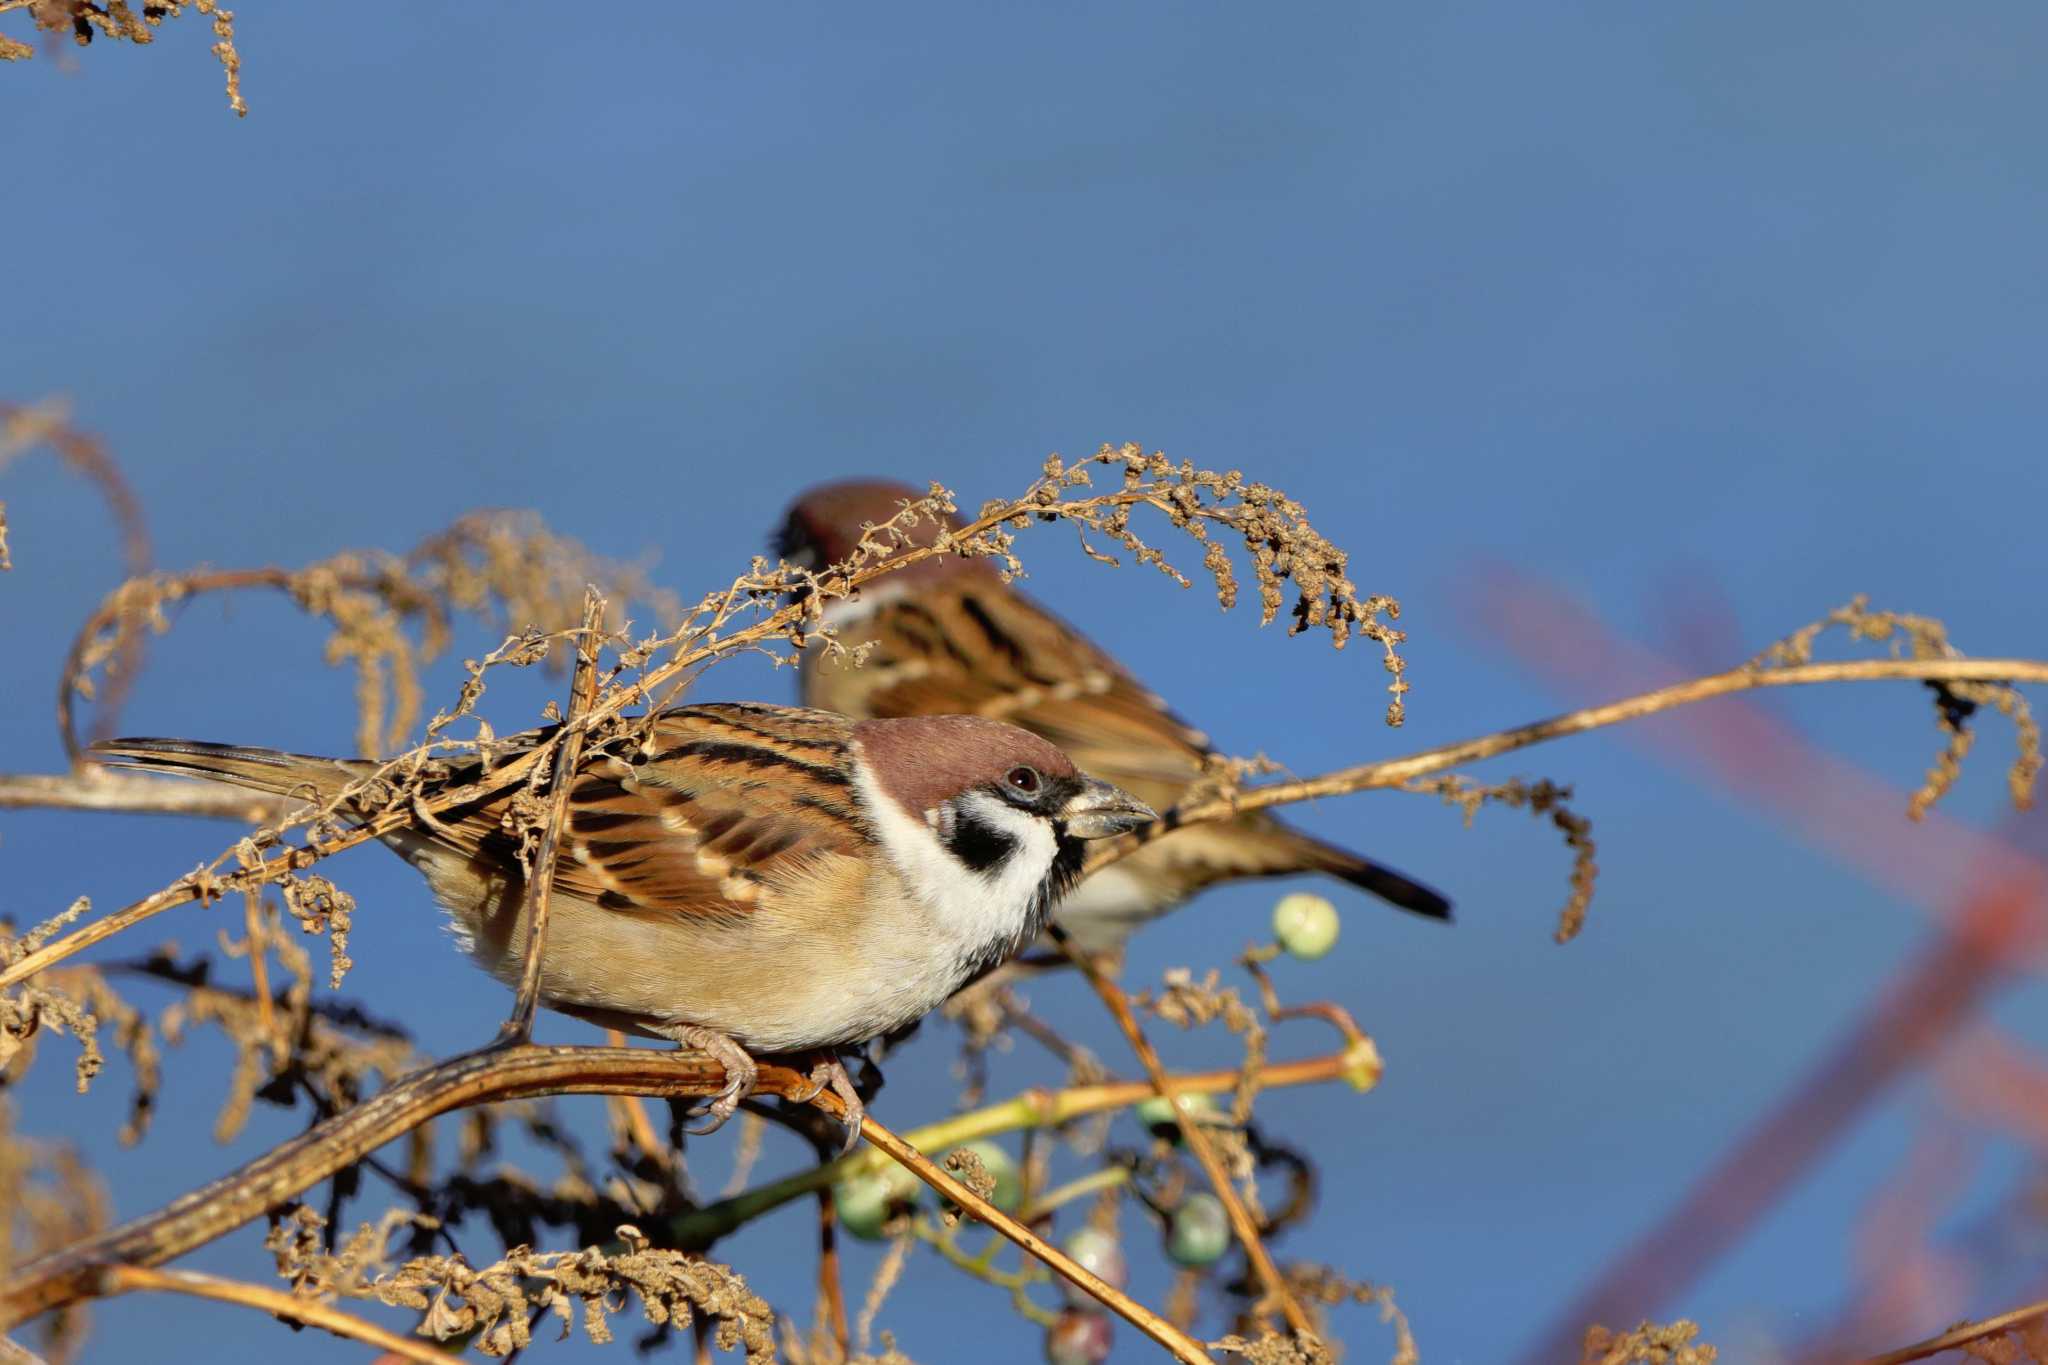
xmin=1092 ymin=656 xmax=2048 ymax=878
xmin=1057 ymin=932 xmax=1314 ymax=1340
xmin=1857 ymin=1293 xmax=2048 ymax=1365
xmin=0 ymin=1044 xmax=740 ymax=1329
xmin=855 ymin=1112 xmax=1210 ymax=1364
xmin=96 ymin=1265 xmax=445 ymax=1365
xmin=0 ymin=1041 xmax=1322 ymax=1358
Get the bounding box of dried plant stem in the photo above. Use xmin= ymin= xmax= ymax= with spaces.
xmin=0 ymin=812 xmax=392 ymax=992
xmin=1104 ymin=656 xmax=2048 ymax=873
xmin=0 ymin=1044 xmax=1349 ymax=1336
xmin=1060 ymin=937 xmax=1314 ymax=1341
xmin=674 ymin=1051 xmax=1355 ymax=1245
xmin=603 ymin=1030 xmax=670 ymax=1166
xmin=1858 ymin=1294 xmax=2048 ymax=1364
xmin=856 ymin=1112 xmax=1211 ymax=1364
xmin=0 ymin=772 xmax=288 ymax=821
xmin=1019 ymin=1166 xmax=1132 ymax=1223
xmin=0 ymin=1044 xmax=755 ymax=1328
xmin=815 ymin=1185 xmax=850 ymax=1356
xmin=17 ymin=655 xmax=2036 ymax=1000
xmin=499 ymin=591 xmax=605 ymax=1043
xmin=95 ymin=1265 xmax=445 ymax=1365
xmin=241 ymin=891 xmax=275 ymax=1051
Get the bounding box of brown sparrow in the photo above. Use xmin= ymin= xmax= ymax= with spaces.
xmin=775 ymin=481 xmax=1451 ymax=954
xmin=91 ymin=704 xmax=1154 ymax=1134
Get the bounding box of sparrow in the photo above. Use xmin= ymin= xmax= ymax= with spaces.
xmin=774 ymin=480 xmax=1451 ymax=954
xmin=91 ymin=703 xmax=1154 ymax=1136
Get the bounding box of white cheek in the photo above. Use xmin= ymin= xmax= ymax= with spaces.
xmin=852 ymin=769 xmax=1054 ymax=951
xmin=956 ymin=790 xmax=1057 ymax=916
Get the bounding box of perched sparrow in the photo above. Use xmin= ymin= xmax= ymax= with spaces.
xmin=92 ymin=704 xmax=1153 ymax=1135
xmin=775 ymin=481 xmax=1451 ymax=954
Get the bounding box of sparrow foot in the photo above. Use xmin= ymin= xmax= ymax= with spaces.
xmin=657 ymin=1024 xmax=759 ymax=1135
xmin=798 ymin=1052 xmax=867 ymax=1153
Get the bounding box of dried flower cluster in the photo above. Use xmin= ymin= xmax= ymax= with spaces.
xmin=266 ymin=1207 xmax=776 ymax=1358
xmin=1406 ymin=774 xmax=1599 ymax=943
xmin=0 ymin=0 xmax=245 ymax=114
xmin=5 ymin=418 xmax=2048 ymax=1363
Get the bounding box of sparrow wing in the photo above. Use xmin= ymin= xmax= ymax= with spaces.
xmin=810 ymin=585 xmax=1212 ymax=806
xmin=406 ymin=704 xmax=870 ymax=921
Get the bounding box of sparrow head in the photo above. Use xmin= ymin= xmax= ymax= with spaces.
xmin=775 ymin=480 xmax=957 ymax=568
xmin=774 ymin=480 xmax=995 ymax=614
xmin=851 ymin=715 xmax=1155 ymax=957
xmin=853 ymin=715 xmax=1155 ymax=843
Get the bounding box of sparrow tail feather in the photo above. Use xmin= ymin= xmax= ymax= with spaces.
xmin=1296 ymin=837 xmax=1453 ymax=922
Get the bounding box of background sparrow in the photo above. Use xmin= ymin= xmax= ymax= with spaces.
xmin=775 ymin=480 xmax=1451 ymax=954
xmin=92 ymin=703 xmax=1154 ymax=1131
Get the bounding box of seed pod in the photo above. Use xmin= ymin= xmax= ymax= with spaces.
xmin=1166 ymin=1192 xmax=1230 ymax=1267
xmin=831 ymin=1163 xmax=921 ymax=1241
xmin=1273 ymin=892 xmax=1340 ymax=959
xmin=1044 ymin=1310 xmax=1114 ymax=1365
xmin=1059 ymin=1226 xmax=1127 ymax=1307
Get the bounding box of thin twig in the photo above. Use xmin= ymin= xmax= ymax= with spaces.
xmin=857 ymin=1112 xmax=1211 ymax=1364
xmin=0 ymin=772 xmax=289 ymax=821
xmin=815 ymin=1184 xmax=851 ymax=1357
xmin=12 ymin=656 xmax=2043 ymax=996
xmin=671 ymin=1051 xmax=1357 ymax=1246
xmin=0 ymin=1044 xmax=769 ymax=1328
xmin=499 ymin=590 xmax=605 ymax=1043
xmin=1019 ymin=1166 xmax=1132 ymax=1223
xmin=96 ymin=1264 xmax=445 ymax=1365
xmin=0 ymin=1043 xmax=1354 ymax=1335
xmin=0 ymin=1334 xmax=47 ymax=1365
xmin=1858 ymin=1293 xmax=2048 ymax=1364
xmin=1057 ymin=931 xmax=1314 ymax=1340
xmin=603 ymin=1029 xmax=670 ymax=1169
xmin=241 ymin=889 xmax=276 ymax=1058
xmin=1092 ymin=657 xmax=2048 ymax=876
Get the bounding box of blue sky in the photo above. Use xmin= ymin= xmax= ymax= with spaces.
xmin=4 ymin=4 xmax=2047 ymax=1361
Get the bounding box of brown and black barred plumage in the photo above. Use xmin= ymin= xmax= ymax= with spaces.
xmin=777 ymin=481 xmax=1451 ymax=953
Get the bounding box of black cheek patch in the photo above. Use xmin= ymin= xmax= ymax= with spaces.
xmin=946 ymin=808 xmax=1020 ymax=874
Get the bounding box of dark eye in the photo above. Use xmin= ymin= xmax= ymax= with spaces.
xmin=1005 ymin=765 xmax=1041 ymax=796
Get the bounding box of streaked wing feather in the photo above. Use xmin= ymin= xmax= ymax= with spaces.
xmin=813 ymin=588 xmax=1212 ymax=800
xmin=420 ymin=705 xmax=864 ymax=922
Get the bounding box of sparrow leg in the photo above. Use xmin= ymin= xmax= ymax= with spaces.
xmin=650 ymin=1023 xmax=759 ymax=1135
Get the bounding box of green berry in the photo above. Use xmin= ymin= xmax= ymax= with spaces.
xmin=1059 ymin=1227 xmax=1127 ymax=1307
xmin=1273 ymin=892 xmax=1340 ymax=959
xmin=1166 ymin=1192 xmax=1230 ymax=1267
xmin=1044 ymin=1310 xmax=1113 ymax=1365
xmin=1135 ymin=1090 xmax=1218 ymax=1141
xmin=832 ymin=1164 xmax=920 ymax=1240
xmin=954 ymin=1139 xmax=1021 ymax=1213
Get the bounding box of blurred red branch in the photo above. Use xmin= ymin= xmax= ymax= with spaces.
xmin=1518 ymin=873 xmax=2042 ymax=1365
xmin=1464 ymin=570 xmax=2047 ymax=913
xmin=1467 ymin=572 xmax=2048 ymax=1364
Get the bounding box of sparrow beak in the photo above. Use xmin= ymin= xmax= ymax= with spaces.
xmin=1059 ymin=778 xmax=1157 ymax=840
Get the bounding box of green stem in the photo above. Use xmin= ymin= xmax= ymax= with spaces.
xmin=668 ymin=1052 xmax=1349 ymax=1249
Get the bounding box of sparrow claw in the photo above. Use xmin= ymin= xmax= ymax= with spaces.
xmin=658 ymin=1024 xmax=760 ymax=1136
xmin=801 ymin=1052 xmax=867 ymax=1153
